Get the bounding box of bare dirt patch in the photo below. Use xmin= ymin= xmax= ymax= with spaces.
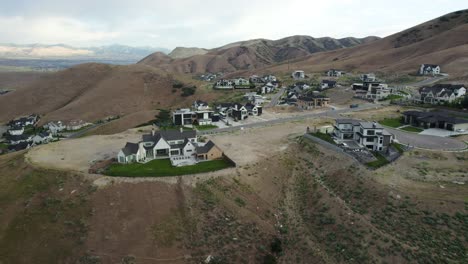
xmin=340 ymin=105 xmax=406 ymax=121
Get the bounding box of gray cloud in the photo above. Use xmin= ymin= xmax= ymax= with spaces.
xmin=0 ymin=0 xmax=466 ymax=49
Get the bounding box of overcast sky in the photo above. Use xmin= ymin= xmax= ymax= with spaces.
xmin=0 ymin=0 xmax=466 ymax=49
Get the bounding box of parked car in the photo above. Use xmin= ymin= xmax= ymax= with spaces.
xmin=350 ymin=104 xmax=359 ymax=108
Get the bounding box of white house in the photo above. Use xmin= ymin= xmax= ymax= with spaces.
xmin=234 ymin=78 xmax=250 ymax=88
xmin=66 ymin=120 xmax=90 ymax=131
xmin=292 ymin=70 xmax=305 ymax=80
xmin=419 ymin=64 xmax=441 ymax=76
xmin=214 ymin=79 xmax=235 ymax=89
xmin=33 ymin=132 xmax=53 ymax=144
xmin=193 ymin=100 xmax=211 ymax=111
xmin=333 ymin=119 xmax=393 ymax=151
xmin=419 ymin=84 xmax=466 ymax=104
xmin=326 ymin=69 xmax=345 ymax=77
xmin=45 ymin=121 xmax=66 ymax=135
xmin=7 ymin=134 xmax=33 ymax=145
xmin=8 ymin=126 xmax=24 ymax=136
xmin=360 ymin=73 xmax=377 ymax=82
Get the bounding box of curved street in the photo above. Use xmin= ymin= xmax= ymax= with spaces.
xmin=386 ymin=128 xmax=466 ymax=151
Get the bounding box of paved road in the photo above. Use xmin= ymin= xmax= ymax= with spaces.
xmin=67 ymin=123 xmax=105 ymax=139
xmin=266 ymin=87 xmax=286 ymax=108
xmin=386 ymin=128 xmax=466 ymax=151
xmin=407 ymin=75 xmax=448 ymax=88
xmin=199 ymin=103 xmax=467 ymax=151
xmin=199 ymin=103 xmax=380 ymax=135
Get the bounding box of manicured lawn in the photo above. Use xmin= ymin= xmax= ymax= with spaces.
xmin=366 ymin=152 xmax=389 ymax=169
xmin=401 ymin=126 xmax=424 ymax=133
xmin=309 ymin=132 xmax=335 ymax=144
xmin=195 ymin=124 xmax=218 ymax=131
xmin=379 ymin=118 xmax=404 ymax=128
xmin=105 ymin=158 xmax=233 ymax=177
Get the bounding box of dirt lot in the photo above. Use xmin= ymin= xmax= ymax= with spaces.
xmin=340 ymin=105 xmax=406 ymax=120
xmin=26 ymin=128 xmax=143 ymax=173
xmin=26 ymin=117 xmax=333 ymax=177
xmin=325 ymin=87 xmax=367 ymax=108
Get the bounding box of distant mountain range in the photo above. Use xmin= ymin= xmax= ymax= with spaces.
xmin=139 ymin=36 xmax=380 ymax=73
xmin=0 ymin=44 xmax=170 ymax=62
xmin=1 ymin=10 xmax=467 ymax=127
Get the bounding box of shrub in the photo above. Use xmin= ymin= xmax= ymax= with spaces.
xmin=270 ymin=237 xmax=283 ymax=254
xmin=181 ymin=86 xmax=196 ymax=97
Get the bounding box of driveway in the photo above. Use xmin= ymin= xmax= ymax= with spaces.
xmin=266 ymin=87 xmax=285 ymax=108
xmin=407 ymin=75 xmax=448 ymax=87
xmin=387 ymin=128 xmax=466 ymax=151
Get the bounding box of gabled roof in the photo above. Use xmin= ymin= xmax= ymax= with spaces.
xmin=122 ymin=142 xmax=139 ymax=156
xmin=244 ymin=103 xmax=256 ymax=110
xmin=196 ymin=140 xmax=217 ymax=154
xmin=8 ymin=142 xmax=30 ymax=151
xmin=160 ymin=130 xmax=196 ymax=141
xmin=403 ymin=111 xmax=468 ymax=124
xmin=6 ymin=134 xmax=31 ymax=141
xmin=422 ymin=64 xmax=439 ymax=68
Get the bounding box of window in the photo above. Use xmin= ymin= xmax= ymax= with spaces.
xmin=367 ymin=130 xmax=375 ymax=135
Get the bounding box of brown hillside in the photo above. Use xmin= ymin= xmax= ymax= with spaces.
xmin=262 ymin=10 xmax=468 ymax=76
xmin=139 ymin=36 xmax=380 ymax=74
xmin=0 ymin=63 xmax=208 ymax=124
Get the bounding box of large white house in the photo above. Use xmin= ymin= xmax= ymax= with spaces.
xmin=418 ymin=84 xmax=466 ymax=104
xmin=419 ymin=64 xmax=441 ymax=76
xmin=117 ymin=129 xmax=223 ymax=166
xmin=45 ymin=121 xmax=66 ymax=135
xmin=333 ymin=119 xmax=393 ymax=151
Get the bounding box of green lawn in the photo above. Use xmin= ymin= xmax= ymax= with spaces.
xmin=379 ymin=118 xmax=404 ymax=128
xmin=400 ymin=126 xmax=424 ymax=133
xmin=105 ymin=158 xmax=233 ymax=177
xmin=309 ymin=132 xmax=335 ymax=144
xmin=366 ymin=152 xmax=389 ymax=169
xmin=391 ymin=143 xmax=405 ymax=154
xmin=195 ymin=124 xmax=218 ymax=130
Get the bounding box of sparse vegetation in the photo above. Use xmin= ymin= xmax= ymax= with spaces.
xmin=366 ymin=152 xmax=389 ymax=168
xmin=308 ymin=132 xmax=335 ymax=144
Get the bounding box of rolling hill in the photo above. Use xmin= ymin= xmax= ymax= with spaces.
xmin=0 ymin=63 xmax=211 ymax=125
xmin=139 ymin=36 xmax=380 ymax=73
xmin=261 ymin=10 xmax=468 ymax=77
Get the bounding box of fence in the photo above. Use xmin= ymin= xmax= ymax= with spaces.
xmin=222 ymin=153 xmax=237 ymax=167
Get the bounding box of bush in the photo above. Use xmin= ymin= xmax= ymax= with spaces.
xmin=181 ymin=86 xmax=196 ymax=97
xmin=172 ymin=82 xmax=184 ymax=89
xmin=270 ymin=237 xmax=283 ymax=254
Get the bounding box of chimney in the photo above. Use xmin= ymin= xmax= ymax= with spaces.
xmin=151 ymin=128 xmax=155 ymax=136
